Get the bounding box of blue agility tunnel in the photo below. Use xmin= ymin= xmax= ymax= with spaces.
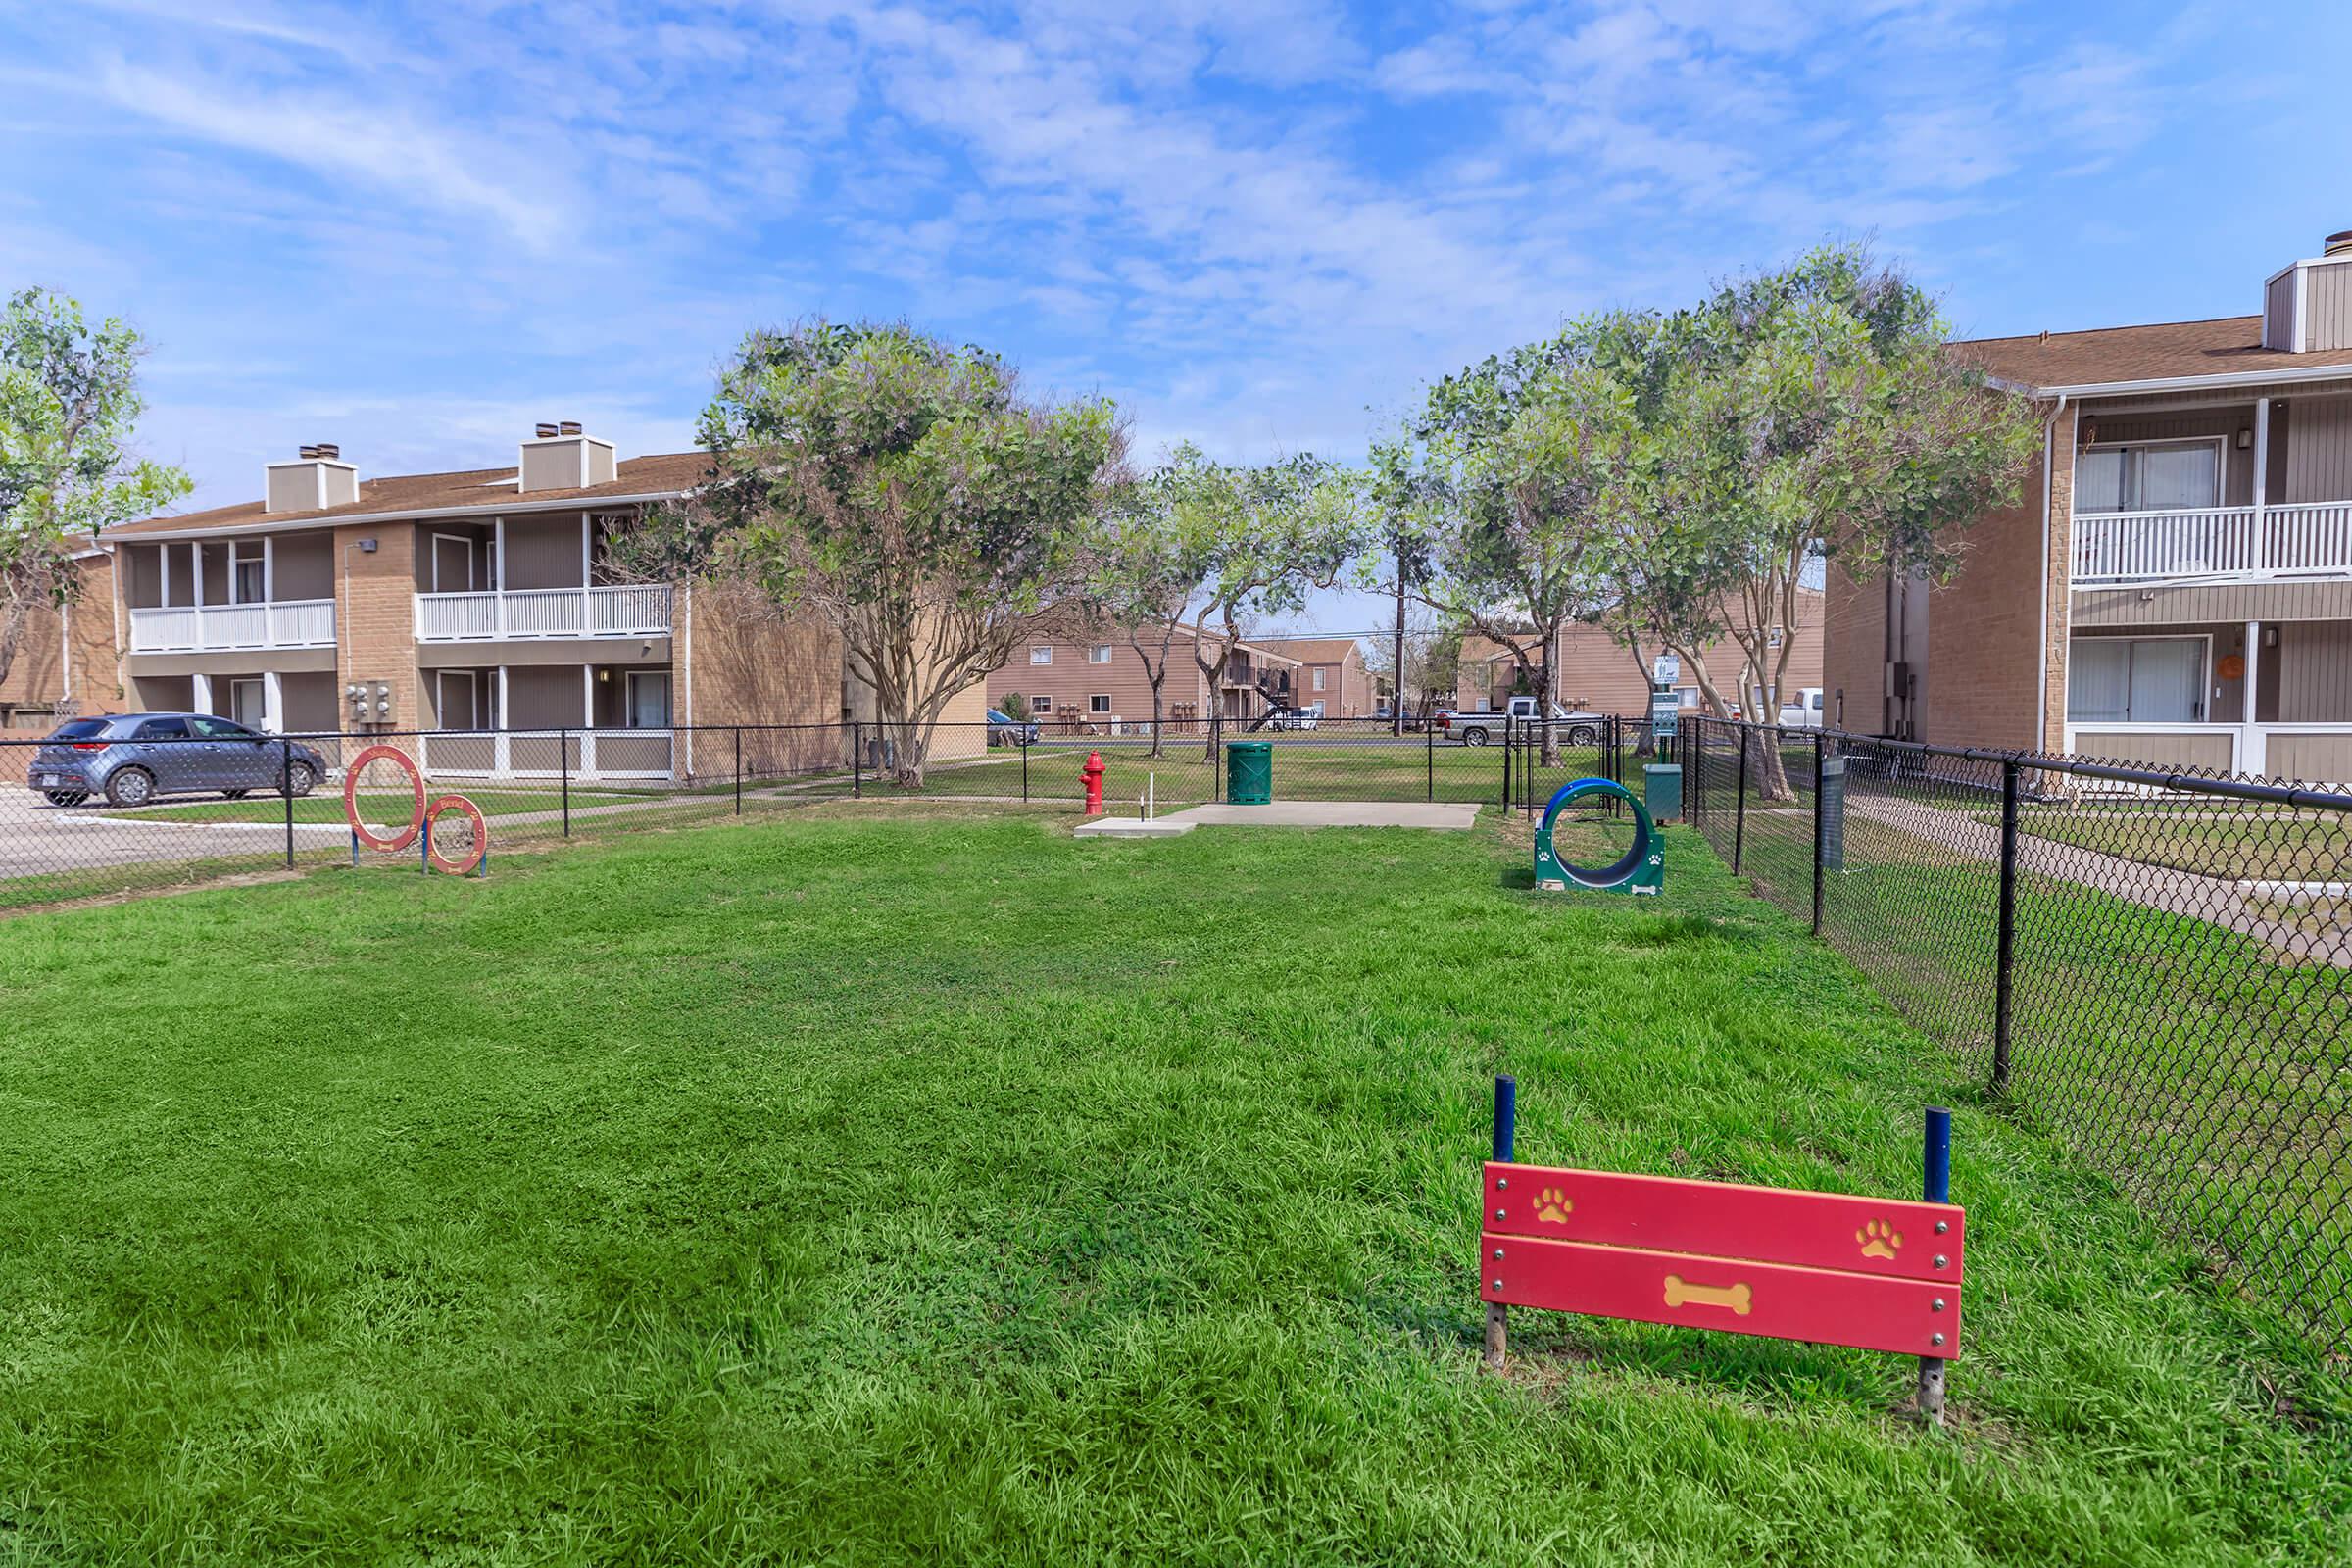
xmin=1533 ymin=777 xmax=1663 ymax=895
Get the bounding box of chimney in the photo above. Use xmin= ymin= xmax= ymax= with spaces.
xmin=2264 ymin=230 xmax=2352 ymax=353
xmin=518 ymin=419 xmax=617 ymax=492
xmin=265 ymin=442 xmax=360 ymax=513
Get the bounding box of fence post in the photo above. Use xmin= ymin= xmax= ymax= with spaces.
xmin=853 ymin=722 xmax=862 ymax=798
xmin=1022 ymin=732 xmax=1030 ymax=802
xmin=1733 ymin=724 xmax=1749 ymax=876
xmin=1426 ymin=719 xmax=1434 ymax=804
xmin=1811 ymin=731 xmax=1826 ymax=935
xmin=1916 ymin=1106 xmax=1953 ymax=1427
xmin=1992 ymin=760 xmax=2020 ymax=1094
xmin=1501 ymin=716 xmax=1511 ymax=813
xmin=734 ymin=727 xmax=743 ymax=815
xmin=280 ymin=738 xmax=295 ymax=869
xmin=1485 ymin=1073 xmax=1517 ymax=1372
xmin=560 ymin=727 xmax=570 ymax=837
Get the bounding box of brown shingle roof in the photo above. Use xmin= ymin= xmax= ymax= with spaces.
xmin=1251 ymin=636 xmax=1364 ymax=664
xmin=102 ymin=450 xmax=713 ymax=538
xmin=1957 ymin=316 xmax=2352 ymax=391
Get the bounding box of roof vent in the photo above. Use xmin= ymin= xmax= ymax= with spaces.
xmin=266 ymin=444 xmax=359 ymax=513
xmin=517 ymin=421 xmax=617 ymax=492
xmin=2328 ymin=230 xmax=2352 ymax=259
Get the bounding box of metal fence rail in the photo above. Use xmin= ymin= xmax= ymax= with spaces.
xmin=1684 ymin=714 xmax=2352 ymax=1353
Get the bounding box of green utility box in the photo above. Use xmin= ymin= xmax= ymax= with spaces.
xmin=1226 ymin=740 xmax=1273 ymax=805
xmin=1643 ymin=762 xmax=1683 ymax=824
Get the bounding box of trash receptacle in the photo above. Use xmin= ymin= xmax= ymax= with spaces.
xmin=1642 ymin=762 xmax=1683 ymax=823
xmin=1226 ymin=740 xmax=1273 ymax=805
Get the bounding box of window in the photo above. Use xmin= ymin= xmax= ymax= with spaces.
xmin=1767 ymin=625 xmax=1785 ymax=649
xmin=2075 ymin=439 xmax=2223 ymax=514
xmin=1032 ymin=694 xmax=1052 ymax=714
xmin=1089 ymin=694 xmax=1111 ymax=713
xmin=626 ymin=671 xmax=671 ymax=728
xmin=2068 ymin=637 xmax=2205 ymax=723
xmin=191 ymin=715 xmax=256 ymax=739
xmin=1677 ymin=688 xmax=1698 ymax=709
xmin=1030 ymin=646 xmax=1054 ymax=664
xmin=1312 ymin=668 xmax=1326 ymax=692
xmin=1088 ymin=645 xmax=1112 ymax=664
xmin=231 ymin=541 xmax=266 ymax=605
xmin=134 ymin=717 xmax=191 ymax=740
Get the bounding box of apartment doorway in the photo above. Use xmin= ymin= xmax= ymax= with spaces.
xmin=625 ymin=670 xmax=671 ymax=729
xmin=436 ymin=669 xmax=480 ymax=730
xmin=431 ymin=534 xmax=476 ymax=593
xmin=227 ymin=677 xmax=266 ymax=728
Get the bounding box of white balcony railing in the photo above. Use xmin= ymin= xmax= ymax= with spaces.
xmin=2074 ymin=501 xmax=2352 ymax=586
xmin=127 ymin=598 xmax=336 ymax=654
xmin=414 ymin=585 xmax=673 ymax=642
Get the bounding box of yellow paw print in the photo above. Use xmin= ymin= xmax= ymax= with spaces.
xmin=1856 ymin=1218 xmax=1903 ymax=1260
xmin=1534 ymin=1187 xmax=1574 ymax=1223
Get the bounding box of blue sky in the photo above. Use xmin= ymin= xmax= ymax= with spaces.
xmin=4 ymin=0 xmax=2349 ymax=634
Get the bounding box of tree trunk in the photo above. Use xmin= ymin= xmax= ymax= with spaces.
xmin=1538 ymin=628 xmax=1561 ymax=768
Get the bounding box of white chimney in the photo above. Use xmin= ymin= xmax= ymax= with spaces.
xmin=517 ymin=419 xmax=617 ymax=493
xmin=2262 ymin=230 xmax=2352 ymax=354
xmin=264 ymin=443 xmax=360 ymax=513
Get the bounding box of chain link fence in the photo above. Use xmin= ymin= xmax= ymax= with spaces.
xmin=1685 ymin=713 xmax=2352 ymax=1354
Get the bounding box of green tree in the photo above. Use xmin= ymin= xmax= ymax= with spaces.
xmin=0 ymin=287 xmax=189 ymax=692
xmin=660 ymin=320 xmax=1128 ymax=786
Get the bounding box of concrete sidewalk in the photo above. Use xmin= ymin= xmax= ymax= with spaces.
xmin=1076 ymin=801 xmax=1482 ymax=837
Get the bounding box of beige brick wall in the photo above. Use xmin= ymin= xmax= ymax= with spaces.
xmin=681 ymin=580 xmax=846 ymax=779
xmin=1820 ymin=560 xmax=1887 ymax=734
xmin=336 ymin=522 xmax=423 ymax=732
xmin=0 ymin=553 xmax=122 ymax=715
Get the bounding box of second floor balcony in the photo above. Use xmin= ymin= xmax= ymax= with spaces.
xmin=2072 ymin=500 xmax=2352 ymax=586
xmin=128 ymin=598 xmax=336 ymax=654
xmin=415 ymin=584 xmax=673 ymax=643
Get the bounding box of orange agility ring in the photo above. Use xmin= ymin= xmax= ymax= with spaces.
xmin=345 ymin=744 xmax=426 ymax=852
xmin=423 ymin=794 xmax=488 ymax=876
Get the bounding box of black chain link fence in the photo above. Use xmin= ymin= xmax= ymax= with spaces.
xmin=0 ymin=714 xmax=1529 ymax=911
xmin=1685 ymin=713 xmax=2352 ymax=1354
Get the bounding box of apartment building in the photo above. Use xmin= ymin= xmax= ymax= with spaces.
xmin=1456 ymin=593 xmax=1824 ymax=716
xmin=0 ymin=543 xmax=118 ymax=732
xmin=1250 ymin=636 xmax=1373 ymax=717
xmin=1825 ymin=229 xmax=2352 ymax=779
xmin=92 ymin=425 xmax=982 ymax=780
xmin=991 ymin=625 xmax=1303 ymax=730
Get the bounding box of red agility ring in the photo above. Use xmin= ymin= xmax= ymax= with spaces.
xmin=423 ymin=794 xmax=488 ymax=876
xmin=345 ymin=744 xmax=426 ymax=852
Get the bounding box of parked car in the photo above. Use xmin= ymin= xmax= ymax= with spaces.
xmin=1262 ymin=706 xmax=1321 ymax=731
xmin=1440 ymin=696 xmax=1606 ymax=748
xmin=986 ymin=709 xmax=1039 ymax=747
xmin=26 ymin=713 xmax=328 ymax=808
xmin=1778 ymin=687 xmax=1826 ymax=729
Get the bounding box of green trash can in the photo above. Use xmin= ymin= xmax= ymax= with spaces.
xmin=1226 ymin=740 xmax=1273 ymax=805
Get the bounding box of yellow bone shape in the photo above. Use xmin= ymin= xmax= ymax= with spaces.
xmin=1661 ymin=1274 xmax=1752 ymax=1316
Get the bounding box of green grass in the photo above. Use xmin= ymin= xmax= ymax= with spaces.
xmin=1986 ymin=802 xmax=2352 ymax=882
xmin=0 ymin=811 xmax=2344 ymax=1563
xmin=918 ymin=736 xmax=1537 ymax=808
xmin=128 ymin=788 xmax=646 ymax=824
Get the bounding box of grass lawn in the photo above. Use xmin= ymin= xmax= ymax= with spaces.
xmin=919 ymin=736 xmax=1539 ymax=809
xmin=126 ymin=788 xmax=650 ymax=825
xmin=1994 ymin=802 xmax=2352 ymax=882
xmin=0 ymin=809 xmax=2344 ymax=1563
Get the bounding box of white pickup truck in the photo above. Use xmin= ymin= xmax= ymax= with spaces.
xmin=1439 ymin=696 xmax=1607 ymax=748
xmin=1777 ymin=687 xmax=1825 ymax=728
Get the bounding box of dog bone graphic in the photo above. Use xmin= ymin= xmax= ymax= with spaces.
xmin=1661 ymin=1274 xmax=1752 ymax=1316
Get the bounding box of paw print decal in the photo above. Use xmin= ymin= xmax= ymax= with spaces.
xmin=1534 ymin=1187 xmax=1574 ymax=1223
xmin=1856 ymin=1218 xmax=1903 ymax=1260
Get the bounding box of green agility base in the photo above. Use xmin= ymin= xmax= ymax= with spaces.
xmin=1534 ymin=776 xmax=1663 ymax=896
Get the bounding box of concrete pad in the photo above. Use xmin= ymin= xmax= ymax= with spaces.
xmin=1166 ymin=801 xmax=1482 ymax=830
xmin=1072 ymin=816 xmax=1198 ymax=838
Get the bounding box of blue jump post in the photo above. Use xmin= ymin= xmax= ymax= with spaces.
xmin=1485 ymin=1074 xmax=1517 ymax=1371
xmin=1918 ymin=1106 xmax=1953 ymax=1426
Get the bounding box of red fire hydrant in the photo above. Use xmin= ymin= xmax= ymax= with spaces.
xmin=1081 ymin=751 xmax=1106 ymax=816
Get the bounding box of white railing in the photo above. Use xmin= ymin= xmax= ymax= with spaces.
xmin=416 ymin=727 xmax=676 ymax=780
xmin=2074 ymin=501 xmax=2352 ymax=585
xmin=414 ymin=585 xmax=673 ymax=642
xmin=127 ymin=598 xmax=336 ymax=653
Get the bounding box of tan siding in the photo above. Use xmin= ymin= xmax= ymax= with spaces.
xmin=504 ymin=664 xmax=586 ymax=727
xmin=2075 ymin=729 xmax=2235 ymax=771
xmin=274 ymin=532 xmax=334 ymax=599
xmin=2075 ymin=578 xmax=2352 ymax=625
xmin=2277 ymin=620 xmax=2352 ymax=721
xmin=199 ymin=540 xmax=229 ymax=603
xmin=2266 ymin=731 xmax=2352 ymax=782
xmin=2309 ymin=262 xmax=2352 ymax=354
xmin=502 ymin=515 xmax=586 ymax=589
xmin=2283 ymin=393 xmax=2352 ymax=504
xmin=2266 ymin=268 xmax=2300 ymax=350
xmin=281 ymin=670 xmax=339 ymax=731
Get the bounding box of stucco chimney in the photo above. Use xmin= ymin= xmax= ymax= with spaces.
xmin=265 ymin=444 xmax=359 ymax=513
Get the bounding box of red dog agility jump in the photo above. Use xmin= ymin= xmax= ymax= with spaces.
xmin=1479 ymin=1076 xmax=1966 ymax=1421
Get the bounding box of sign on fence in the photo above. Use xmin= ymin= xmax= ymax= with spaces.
xmin=1480 ymin=1078 xmax=1965 ymax=1419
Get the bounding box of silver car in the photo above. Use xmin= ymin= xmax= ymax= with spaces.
xmin=27 ymin=713 xmax=327 ymax=808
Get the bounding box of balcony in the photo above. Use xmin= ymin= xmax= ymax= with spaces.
xmin=2073 ymin=500 xmax=2352 ymax=586
xmin=415 ymin=585 xmax=673 ymax=642
xmin=128 ymin=599 xmax=335 ymax=653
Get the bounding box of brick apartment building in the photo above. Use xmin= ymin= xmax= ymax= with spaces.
xmin=990 ymin=625 xmax=1305 ymax=731
xmin=1250 ymin=636 xmax=1375 ymax=717
xmin=28 ymin=425 xmax=983 ymax=780
xmin=1455 ymin=591 xmax=1825 ymax=717
xmin=1825 ymin=229 xmax=2352 ymax=780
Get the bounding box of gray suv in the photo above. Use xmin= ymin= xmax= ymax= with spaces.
xmin=28 ymin=713 xmax=328 ymax=808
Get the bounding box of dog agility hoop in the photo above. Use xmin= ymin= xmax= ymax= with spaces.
xmin=1534 ymin=777 xmax=1662 ymax=895
xmin=342 ymin=745 xmax=488 ymax=876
